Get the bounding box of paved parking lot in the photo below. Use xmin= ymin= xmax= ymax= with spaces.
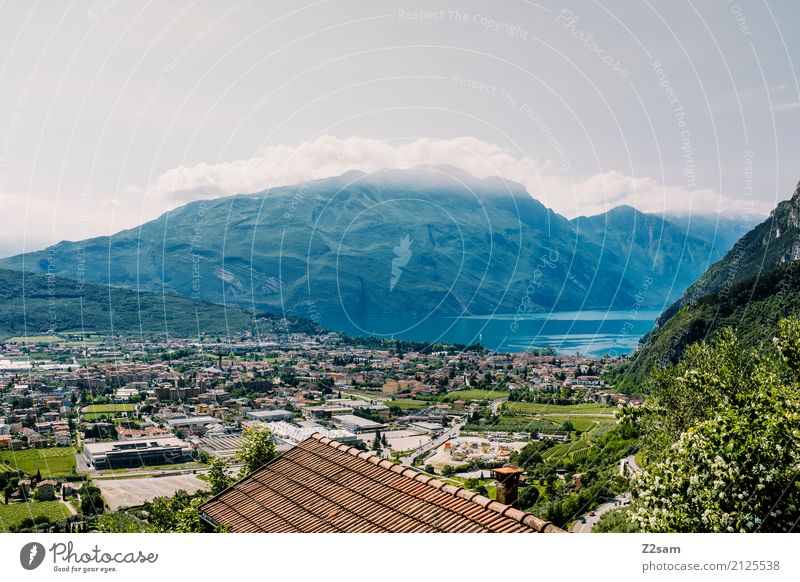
xmin=96 ymin=474 xmax=209 ymax=510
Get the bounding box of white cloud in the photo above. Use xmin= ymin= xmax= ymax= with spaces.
xmin=773 ymin=101 xmax=800 ymax=111
xmin=142 ymin=135 xmax=768 ymax=220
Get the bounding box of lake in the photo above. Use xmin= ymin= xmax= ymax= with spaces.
xmin=320 ymin=309 xmax=662 ymax=356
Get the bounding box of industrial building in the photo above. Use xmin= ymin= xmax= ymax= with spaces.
xmin=83 ymin=437 xmax=193 ymax=469
xmin=245 ymin=409 xmax=294 ymax=422
xmin=330 ymin=414 xmax=386 ymax=433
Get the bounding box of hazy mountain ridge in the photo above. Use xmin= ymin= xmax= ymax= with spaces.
xmin=0 ymin=168 xmax=748 ymax=322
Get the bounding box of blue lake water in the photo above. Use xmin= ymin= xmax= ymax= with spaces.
xmin=320 ymin=310 xmax=662 ymax=356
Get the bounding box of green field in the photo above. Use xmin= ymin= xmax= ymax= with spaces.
xmin=82 ymin=404 xmax=136 ymax=413
xmin=81 ymin=403 xmax=135 ymax=420
xmin=464 ymin=417 xmax=563 ymax=434
xmin=386 ymin=399 xmax=427 ymax=410
xmin=439 ymin=389 xmax=509 ymax=402
xmin=0 ymin=501 xmax=71 ymax=532
xmin=539 ymin=414 xmax=617 ymax=432
xmin=503 ymin=402 xmax=615 ymax=415
xmin=0 ymin=447 xmax=78 ymax=477
xmin=541 ymin=439 xmax=593 ymax=461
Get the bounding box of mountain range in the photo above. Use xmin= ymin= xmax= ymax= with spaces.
xmin=0 ymin=269 xmax=317 ymax=341
xmin=0 ymin=167 xmax=755 ymax=324
xmin=624 ymin=181 xmax=800 ymax=387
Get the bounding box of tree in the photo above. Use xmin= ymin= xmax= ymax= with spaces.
xmin=208 ymin=457 xmax=233 ymax=495
xmin=237 ymin=425 xmax=277 ymax=477
xmin=145 ymin=490 xmax=211 ymax=533
xmin=372 ymin=431 xmax=382 ymax=452
xmin=634 ymin=327 xmax=755 ymax=461
xmin=630 ymin=318 xmax=800 ymax=532
xmin=79 ymin=484 xmax=105 ymax=515
xmin=517 ymin=486 xmax=540 ymax=510
xmin=514 ymin=444 xmax=543 ymax=469
xmin=593 ymin=507 xmax=639 ymax=533
xmin=3 ymin=483 xmax=14 ymax=504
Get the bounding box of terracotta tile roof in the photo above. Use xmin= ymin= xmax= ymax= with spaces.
xmin=200 ymin=433 xmax=563 ymax=533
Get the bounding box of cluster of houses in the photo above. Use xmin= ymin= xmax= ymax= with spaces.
xmin=1 ymin=332 xmax=639 ymax=476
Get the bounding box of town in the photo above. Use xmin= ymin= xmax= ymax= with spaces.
xmin=0 ymin=329 xmax=641 ymax=533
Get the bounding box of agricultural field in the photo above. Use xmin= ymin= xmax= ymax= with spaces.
xmin=439 ymin=389 xmax=509 ymax=402
xmin=464 ymin=417 xmax=562 ymax=434
xmin=0 ymin=447 xmax=78 ymax=477
xmin=540 ymin=415 xmax=616 ymax=432
xmin=500 ymin=402 xmax=617 ymax=433
xmin=502 ymin=402 xmax=615 ymax=415
xmin=385 ymin=399 xmax=427 ymax=410
xmin=541 ymin=439 xmax=593 ymax=461
xmin=0 ymin=501 xmax=71 ymax=532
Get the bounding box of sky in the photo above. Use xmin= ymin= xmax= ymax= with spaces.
xmin=0 ymin=0 xmax=799 ymax=257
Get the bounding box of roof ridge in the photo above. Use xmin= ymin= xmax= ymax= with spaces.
xmin=308 ymin=432 xmax=563 ymax=533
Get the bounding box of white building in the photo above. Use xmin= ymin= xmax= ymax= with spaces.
xmin=331 ymin=414 xmax=386 ymax=434
xmin=166 ymin=415 xmax=220 ymax=432
xmin=267 ymin=421 xmax=357 ymax=445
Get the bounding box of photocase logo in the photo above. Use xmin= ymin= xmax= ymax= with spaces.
xmin=389 ymin=234 xmax=413 ymax=292
xmin=20 ymin=542 xmax=46 ymax=570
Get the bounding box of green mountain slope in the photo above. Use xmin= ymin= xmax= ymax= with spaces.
xmin=0 ymin=269 xmax=313 ymax=340
xmin=0 ymin=167 xmax=743 ymax=319
xmin=623 ymin=181 xmax=800 ymax=387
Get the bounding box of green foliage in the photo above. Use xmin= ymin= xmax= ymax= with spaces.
xmin=144 ymin=490 xmax=213 ymax=533
xmin=513 ymin=443 xmax=544 ymax=469
xmin=593 ymin=507 xmax=639 ymax=533
xmin=634 ymin=328 xmax=755 ymax=461
xmin=79 ymin=484 xmax=105 ymax=515
xmin=208 ymin=457 xmax=233 ymax=495
xmin=517 ymin=486 xmax=540 ymax=510
xmin=631 ymin=318 xmax=800 ymax=532
xmin=237 ymin=425 xmax=277 ymax=477
xmin=95 ymin=511 xmax=151 ymax=533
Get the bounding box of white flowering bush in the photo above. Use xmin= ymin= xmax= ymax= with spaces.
xmin=630 ymin=318 xmax=800 ymax=532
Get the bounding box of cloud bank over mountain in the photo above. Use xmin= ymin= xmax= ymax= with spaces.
xmin=145 ymin=135 xmax=770 ymax=219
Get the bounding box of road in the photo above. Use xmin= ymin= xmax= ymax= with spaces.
xmin=61 ymin=499 xmax=77 ymax=516
xmin=572 ymin=493 xmax=631 ymax=533
xmin=620 ymin=454 xmax=642 ymax=477
xmin=400 ymin=419 xmax=465 ymax=466
xmin=490 ymin=397 xmax=507 ymax=415
xmin=574 ymin=455 xmax=640 ymax=533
